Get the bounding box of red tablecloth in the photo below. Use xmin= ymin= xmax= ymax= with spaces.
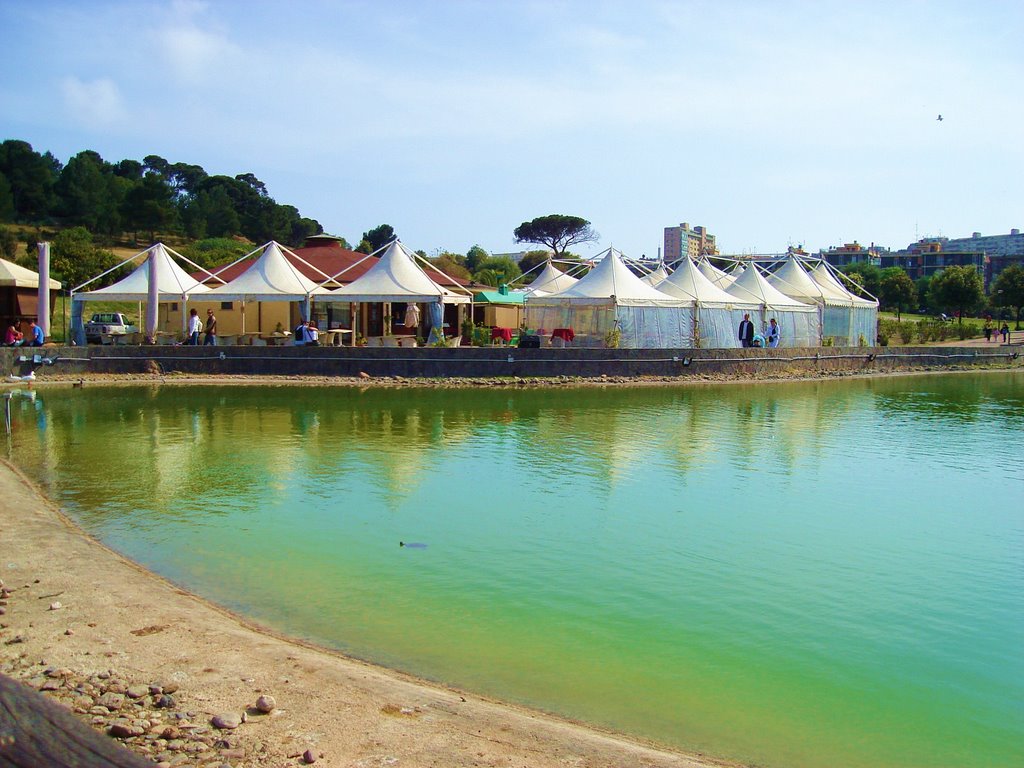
xmin=551 ymin=328 xmax=575 ymax=342
xmin=491 ymin=327 xmax=514 ymax=342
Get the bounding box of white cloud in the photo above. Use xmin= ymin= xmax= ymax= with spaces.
xmin=60 ymin=76 xmax=126 ymax=128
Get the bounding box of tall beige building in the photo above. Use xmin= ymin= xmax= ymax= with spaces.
xmin=664 ymin=223 xmax=717 ymax=262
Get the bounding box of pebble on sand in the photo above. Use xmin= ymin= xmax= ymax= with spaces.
xmin=255 ymin=694 xmax=276 ymax=713
xmin=212 ymin=712 xmax=243 ymax=729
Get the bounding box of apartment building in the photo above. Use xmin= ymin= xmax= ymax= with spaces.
xmin=664 ymin=222 xmax=717 ymax=262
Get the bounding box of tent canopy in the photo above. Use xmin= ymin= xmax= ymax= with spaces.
xmin=725 ymin=264 xmax=816 ymax=311
xmin=475 ymin=289 xmax=527 ymax=305
xmin=529 ymin=248 xmax=687 ymax=307
xmin=767 ymin=256 xmax=833 ymax=305
xmin=522 ymin=261 xmax=579 ymax=294
xmin=316 ymin=240 xmax=470 ymax=304
xmin=203 ymin=241 xmax=319 ymax=301
xmin=640 ymin=264 xmax=670 ymax=286
xmin=808 ymin=262 xmax=878 ymax=306
xmin=657 ymin=257 xmax=756 ymax=308
xmin=695 ymin=258 xmax=735 ymax=289
xmin=74 ymin=243 xmax=208 ymax=301
xmin=0 ymin=258 xmax=61 ymax=290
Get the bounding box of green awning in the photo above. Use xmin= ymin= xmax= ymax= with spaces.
xmin=474 ymin=290 xmax=525 ymax=305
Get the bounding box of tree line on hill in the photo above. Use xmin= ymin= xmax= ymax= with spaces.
xmin=0 ymin=139 xmax=323 ymax=247
xmin=0 ymin=139 xmax=602 ymax=293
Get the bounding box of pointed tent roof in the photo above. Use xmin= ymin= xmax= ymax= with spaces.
xmin=317 ymin=240 xmax=470 ymax=303
xmin=0 ymin=258 xmax=61 ymax=289
xmin=204 ymin=241 xmax=319 ymax=301
xmin=641 ymin=264 xmax=670 ymax=286
xmin=696 ymin=258 xmax=735 ymax=289
xmin=75 ymin=243 xmax=208 ymax=301
xmin=528 ymin=248 xmax=686 ymax=306
xmin=524 ymin=261 xmax=579 ymax=294
xmin=808 ymin=262 xmax=878 ymax=306
xmin=725 ymin=263 xmax=816 ymax=311
xmin=767 ymin=256 xmax=832 ymax=304
xmin=657 ymin=258 xmax=757 ymax=308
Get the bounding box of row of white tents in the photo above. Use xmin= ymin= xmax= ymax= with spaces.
xmin=67 ymin=238 xmax=876 ymax=349
xmin=69 ymin=239 xmax=471 ymax=345
xmin=521 ymin=248 xmax=877 ymax=348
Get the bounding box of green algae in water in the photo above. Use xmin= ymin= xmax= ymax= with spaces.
xmin=7 ymin=373 xmax=1023 ymax=768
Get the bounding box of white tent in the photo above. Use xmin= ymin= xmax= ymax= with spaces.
xmin=725 ymin=264 xmax=819 ymax=347
xmin=523 ymin=261 xmax=579 ymax=294
xmin=656 ymin=258 xmax=759 ymax=348
xmin=203 ymin=241 xmax=319 ymax=302
xmin=766 ymin=256 xmax=879 ymax=345
xmin=807 ymin=261 xmax=879 ymax=346
xmin=73 ymin=243 xmax=210 ymax=302
xmin=0 ymin=258 xmax=61 ymax=289
xmin=640 ymin=264 xmax=670 ymax=286
xmin=696 ymin=258 xmax=735 ymax=289
xmin=524 ymin=247 xmax=692 ymax=348
xmin=315 ymin=240 xmax=470 ymax=304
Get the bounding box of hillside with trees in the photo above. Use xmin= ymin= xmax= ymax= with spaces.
xmin=0 ymin=139 xmax=322 ymax=249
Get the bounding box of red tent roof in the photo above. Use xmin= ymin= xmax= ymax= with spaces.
xmin=196 ymin=239 xmax=469 ymax=289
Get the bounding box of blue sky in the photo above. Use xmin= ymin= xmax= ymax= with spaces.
xmin=1 ymin=0 xmax=1021 ymax=258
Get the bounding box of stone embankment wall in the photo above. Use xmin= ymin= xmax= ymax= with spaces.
xmin=3 ymin=345 xmax=1020 ymax=381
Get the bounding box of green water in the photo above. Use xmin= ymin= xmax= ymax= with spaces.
xmin=5 ymin=373 xmax=1022 ymax=768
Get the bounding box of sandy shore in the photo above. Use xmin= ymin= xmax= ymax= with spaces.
xmin=0 ymin=460 xmax=737 ymax=768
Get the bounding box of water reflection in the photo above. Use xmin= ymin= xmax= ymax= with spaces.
xmin=5 ymin=372 xmax=1022 ymax=768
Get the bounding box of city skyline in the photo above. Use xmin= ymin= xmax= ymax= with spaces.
xmin=1 ymin=1 xmax=1021 ymax=259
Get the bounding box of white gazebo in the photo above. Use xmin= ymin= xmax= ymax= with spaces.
xmin=70 ymin=243 xmax=214 ymax=344
xmin=522 ymin=261 xmax=580 ymax=295
xmin=725 ymin=263 xmax=819 ymax=347
xmin=315 ymin=240 xmax=472 ymax=343
xmin=524 ymin=247 xmax=692 ymax=348
xmin=656 ymin=258 xmax=759 ymax=348
xmin=201 ymin=241 xmax=325 ymax=334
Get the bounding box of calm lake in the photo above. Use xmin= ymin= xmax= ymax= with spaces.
xmin=5 ymin=372 xmax=1023 ymax=768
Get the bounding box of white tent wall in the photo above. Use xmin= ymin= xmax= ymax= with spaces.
xmin=695 ymin=306 xmax=748 ymax=349
xmin=618 ymin=305 xmax=694 ymax=348
xmin=752 ymin=305 xmax=818 ymax=347
xmin=523 ymin=301 xmax=694 ymax=347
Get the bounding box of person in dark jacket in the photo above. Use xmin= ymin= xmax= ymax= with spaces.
xmin=738 ymin=313 xmax=754 ymax=347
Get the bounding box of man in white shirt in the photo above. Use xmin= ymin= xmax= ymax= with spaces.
xmin=187 ymin=309 xmax=202 ymax=344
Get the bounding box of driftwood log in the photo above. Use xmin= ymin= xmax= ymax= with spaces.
xmin=0 ymin=673 xmax=150 ymax=768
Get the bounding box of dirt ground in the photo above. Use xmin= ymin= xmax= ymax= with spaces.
xmin=0 ymin=461 xmax=738 ymax=768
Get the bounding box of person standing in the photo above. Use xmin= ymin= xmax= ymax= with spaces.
xmin=765 ymin=317 xmax=780 ymax=348
xmin=738 ymin=313 xmax=754 ymax=347
xmin=1001 ymin=322 xmax=1010 ymax=344
xmin=983 ymin=317 xmax=994 ymax=342
xmin=203 ymin=308 xmax=217 ymax=345
xmin=187 ymin=308 xmax=202 ymax=345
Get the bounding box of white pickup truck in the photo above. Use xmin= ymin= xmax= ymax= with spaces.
xmin=85 ymin=312 xmax=138 ymax=343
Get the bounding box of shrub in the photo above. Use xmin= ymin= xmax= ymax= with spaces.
xmin=878 ymin=318 xmax=900 ymax=346
xmin=898 ymin=322 xmax=916 ymax=345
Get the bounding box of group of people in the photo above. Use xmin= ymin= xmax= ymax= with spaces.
xmin=186 ymin=308 xmax=218 ymax=345
xmin=293 ymin=319 xmax=320 ymax=346
xmin=3 ymin=320 xmax=45 ymax=347
xmin=738 ymin=314 xmax=780 ymax=348
xmin=983 ymin=317 xmax=1011 ymax=344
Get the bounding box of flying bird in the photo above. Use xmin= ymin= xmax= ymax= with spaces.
xmin=937 ymin=114 xmax=943 ymax=121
